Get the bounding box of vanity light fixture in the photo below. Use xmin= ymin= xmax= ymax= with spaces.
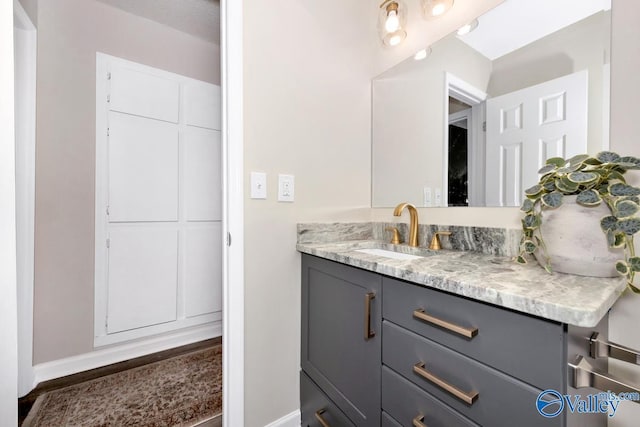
xmin=456 ymin=19 xmax=478 ymax=36
xmin=379 ymin=0 xmax=407 ymax=47
xmin=421 ymin=0 xmax=454 ymax=20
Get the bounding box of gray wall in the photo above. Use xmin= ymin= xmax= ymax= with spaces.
xmin=33 ymin=0 xmax=220 ymax=364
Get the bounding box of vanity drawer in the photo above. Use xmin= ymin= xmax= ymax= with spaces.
xmin=382 ymin=366 xmax=479 ymax=427
xmin=382 ymin=321 xmax=562 ymax=427
xmin=301 ymin=371 xmax=356 ymax=427
xmin=382 ymin=411 xmax=403 ymax=427
xmin=382 ymin=277 xmax=565 ymax=391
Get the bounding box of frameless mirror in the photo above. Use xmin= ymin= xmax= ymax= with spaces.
xmin=372 ymin=0 xmax=611 ymax=208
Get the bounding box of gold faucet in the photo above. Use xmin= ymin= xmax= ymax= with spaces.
xmin=393 ymin=202 xmax=419 ymax=247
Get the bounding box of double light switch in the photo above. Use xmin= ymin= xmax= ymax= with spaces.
xmin=250 ymin=172 xmax=295 ymax=202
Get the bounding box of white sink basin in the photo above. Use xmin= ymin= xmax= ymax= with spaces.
xmin=355 ymin=248 xmax=424 ymax=261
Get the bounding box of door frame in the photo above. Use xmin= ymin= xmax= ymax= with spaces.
xmin=13 ymin=0 xmax=37 ymax=398
xmin=1 ymin=0 xmax=18 ymax=422
xmin=3 ymin=0 xmax=246 ymax=423
xmin=221 ymin=1 xmax=245 ymax=426
xmin=444 ymin=73 xmax=487 ymax=207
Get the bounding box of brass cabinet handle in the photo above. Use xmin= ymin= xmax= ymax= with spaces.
xmin=412 ymin=414 xmax=428 ymax=427
xmin=364 ymin=292 xmax=376 ymax=340
xmin=413 ymin=308 xmax=478 ymax=339
xmin=413 ymin=362 xmax=479 ymax=405
xmin=315 ymin=409 xmax=331 ymax=427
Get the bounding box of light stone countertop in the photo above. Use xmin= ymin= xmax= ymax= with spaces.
xmin=296 ymin=239 xmax=627 ymax=327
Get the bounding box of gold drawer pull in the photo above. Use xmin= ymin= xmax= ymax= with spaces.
xmin=315 ymin=409 xmax=331 ymax=427
xmin=413 ymin=308 xmax=478 ymax=339
xmin=364 ymin=292 xmax=376 ymax=340
xmin=413 ymin=362 xmax=479 ymax=405
xmin=413 ymin=414 xmax=428 ymax=427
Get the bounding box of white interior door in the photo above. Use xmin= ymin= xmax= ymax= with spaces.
xmin=485 ymin=70 xmax=588 ymax=206
xmin=95 ymin=53 xmax=222 ymax=345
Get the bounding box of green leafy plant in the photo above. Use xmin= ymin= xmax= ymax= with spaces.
xmin=517 ymin=151 xmax=640 ymax=292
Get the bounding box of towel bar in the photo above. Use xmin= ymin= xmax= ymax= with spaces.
xmin=590 ymin=332 xmax=640 ymax=365
xmin=569 ymin=356 xmax=640 ymax=399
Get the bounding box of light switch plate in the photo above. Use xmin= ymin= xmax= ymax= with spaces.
xmin=423 ymin=186 xmax=432 ymax=207
xmin=278 ymin=174 xmax=295 ymax=202
xmin=250 ymin=172 xmax=267 ymax=199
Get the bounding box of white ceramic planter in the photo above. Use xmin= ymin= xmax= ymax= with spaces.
xmin=534 ymin=195 xmax=622 ymax=278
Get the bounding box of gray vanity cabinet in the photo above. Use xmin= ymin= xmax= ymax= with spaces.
xmin=301 ymin=254 xmax=607 ymax=427
xmin=301 ymin=254 xmax=382 ymax=426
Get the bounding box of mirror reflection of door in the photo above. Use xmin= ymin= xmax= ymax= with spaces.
xmin=485 ymin=70 xmax=589 ymax=207
xmin=444 ymin=74 xmax=487 ymax=208
xmin=448 ymin=101 xmax=471 ymax=207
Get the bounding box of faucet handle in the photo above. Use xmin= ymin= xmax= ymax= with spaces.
xmin=429 ymin=231 xmax=452 ymax=250
xmin=385 ymin=227 xmax=402 ymax=245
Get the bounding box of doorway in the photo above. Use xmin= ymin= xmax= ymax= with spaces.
xmin=444 ymin=73 xmax=487 ymax=207
xmin=448 ymin=104 xmax=471 ymax=207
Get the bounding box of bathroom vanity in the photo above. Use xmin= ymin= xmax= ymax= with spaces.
xmin=298 ymin=224 xmax=627 ymax=427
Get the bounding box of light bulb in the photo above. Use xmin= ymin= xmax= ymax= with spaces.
xmin=380 ymin=2 xmax=405 ymax=47
xmin=431 ymin=3 xmax=446 ymax=16
xmin=389 ymin=34 xmax=402 ymax=46
xmin=422 ymin=0 xmax=454 ymax=20
xmin=385 ymin=10 xmax=400 ymax=33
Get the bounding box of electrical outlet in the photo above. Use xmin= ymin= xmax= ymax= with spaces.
xmin=278 ymin=174 xmax=295 ymax=202
xmin=435 ymin=188 xmax=442 ymax=207
xmin=250 ymin=172 xmax=267 ymax=199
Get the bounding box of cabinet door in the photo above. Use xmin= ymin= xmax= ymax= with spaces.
xmin=301 ymin=255 xmax=381 ymax=427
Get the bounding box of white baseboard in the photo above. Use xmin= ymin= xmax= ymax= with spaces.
xmin=32 ymin=322 xmax=221 ymax=389
xmin=264 ymin=410 xmax=301 ymax=427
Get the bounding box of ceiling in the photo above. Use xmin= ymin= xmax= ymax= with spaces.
xmin=95 ymin=0 xmax=220 ymax=44
xmin=458 ymin=0 xmax=611 ymax=60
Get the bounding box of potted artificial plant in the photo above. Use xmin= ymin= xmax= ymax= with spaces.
xmin=517 ymin=151 xmax=640 ymax=292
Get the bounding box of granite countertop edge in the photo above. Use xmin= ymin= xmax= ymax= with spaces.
xmin=296 ymin=240 xmax=627 ymax=328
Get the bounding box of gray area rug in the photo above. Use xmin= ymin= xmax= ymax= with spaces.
xmin=23 ymin=345 xmax=222 ymax=426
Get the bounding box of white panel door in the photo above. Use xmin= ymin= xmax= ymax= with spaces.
xmin=185 ymin=127 xmax=222 ymax=221
xmin=184 ymin=82 xmax=221 ymax=130
xmin=185 ymin=225 xmax=222 ymax=318
xmin=485 ymin=70 xmax=588 ymax=206
xmin=109 ymin=64 xmax=179 ymax=123
xmin=108 ymin=113 xmax=179 ymax=222
xmin=107 ymin=228 xmax=178 ymax=333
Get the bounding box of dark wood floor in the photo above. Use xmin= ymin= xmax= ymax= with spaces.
xmin=18 ymin=337 xmax=222 ymax=425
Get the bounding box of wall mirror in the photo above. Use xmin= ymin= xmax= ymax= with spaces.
xmin=372 ymin=0 xmax=611 ymax=208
